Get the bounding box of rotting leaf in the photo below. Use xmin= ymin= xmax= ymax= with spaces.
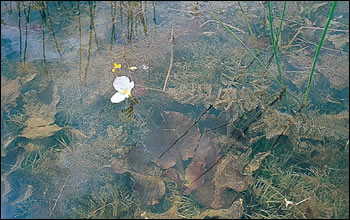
xmin=132 ymin=172 xmax=166 ymax=205
xmin=21 ymin=80 xmax=62 ymax=139
xmin=1 ymin=78 xmax=21 ymax=109
xmin=327 ymin=34 xmax=349 ymax=49
xmin=194 ymin=154 xmax=254 ymax=209
xmin=243 ymin=151 xmax=270 ymax=175
xmin=107 ymin=158 xmax=166 ymax=206
xmin=193 ymin=199 xmax=244 ymax=219
xmin=145 ymin=111 xmax=201 ymax=169
xmin=1 ymin=73 xmax=36 ymax=109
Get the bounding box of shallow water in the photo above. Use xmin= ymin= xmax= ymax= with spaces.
xmin=1 ymin=1 xmax=349 ymax=219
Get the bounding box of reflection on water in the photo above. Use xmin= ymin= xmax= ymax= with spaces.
xmin=1 ymin=1 xmax=349 ymax=219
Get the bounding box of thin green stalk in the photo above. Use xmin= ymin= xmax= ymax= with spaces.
xmin=275 ymin=1 xmax=286 ymax=49
xmin=303 ymin=1 xmax=337 ymax=107
xmin=267 ymin=1 xmax=285 ymax=88
xmin=268 ymin=1 xmax=288 ymax=111
xmin=208 ymin=11 xmax=303 ymax=107
xmin=208 ymin=11 xmax=282 ymax=88
xmin=238 ymin=1 xmax=259 ymax=55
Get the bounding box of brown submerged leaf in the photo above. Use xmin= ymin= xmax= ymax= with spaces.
xmin=21 ymin=80 xmax=62 ymax=139
xmin=194 ymin=154 xmax=254 ymax=209
xmin=1 ymin=73 xmax=36 ymax=109
xmin=145 ymin=111 xmax=200 ymax=169
xmin=132 ymin=172 xmax=166 ymax=205
xmin=108 ymin=146 xmax=166 ymax=205
xmin=183 ymin=161 xmax=205 ymax=195
xmin=183 ymin=131 xmax=221 ymax=195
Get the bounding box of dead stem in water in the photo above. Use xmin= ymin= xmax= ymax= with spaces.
xmin=162 ymin=28 xmax=175 ymax=92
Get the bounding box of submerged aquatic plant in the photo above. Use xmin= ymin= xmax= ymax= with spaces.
xmin=302 ymin=1 xmax=337 ymax=108
xmin=110 ymin=76 xmax=135 ymax=103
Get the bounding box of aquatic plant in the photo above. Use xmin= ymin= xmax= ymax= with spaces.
xmin=208 ymin=11 xmax=283 ymax=89
xmin=110 ymin=75 xmax=135 ymax=104
xmin=302 ymin=1 xmax=337 ymax=109
xmin=267 ymin=1 xmax=286 ymax=88
xmin=244 ymin=156 xmax=349 ymax=219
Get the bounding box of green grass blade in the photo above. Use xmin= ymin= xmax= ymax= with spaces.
xmin=275 ymin=1 xmax=286 ymax=48
xmin=238 ymin=1 xmax=259 ymax=55
xmin=208 ymin=11 xmax=283 ymax=88
xmin=267 ymin=1 xmax=285 ymax=88
xmin=268 ymin=1 xmax=289 ymax=111
xmin=303 ymin=1 xmax=337 ymax=107
xmin=208 ymin=10 xmax=303 ymax=107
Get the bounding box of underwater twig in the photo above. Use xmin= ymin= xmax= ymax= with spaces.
xmin=285 ymin=197 xmax=310 ymax=209
xmin=162 ymin=28 xmax=175 ymax=92
xmin=285 ymin=26 xmax=348 ymax=50
xmin=17 ymin=2 xmax=22 ymax=64
xmin=45 ymin=1 xmax=63 ymax=59
xmin=49 ymin=173 xmax=70 ymax=217
xmin=301 ymin=1 xmax=337 ymax=111
xmin=158 ymin=104 xmax=213 ymax=160
xmin=110 ymin=1 xmax=117 ymax=52
xmin=199 ymin=19 xmax=246 ymax=34
xmin=78 ymin=1 xmax=82 ymax=80
xmin=91 ymin=1 xmax=101 ymax=55
xmin=23 ymin=3 xmax=31 ymax=64
xmin=40 ymin=14 xmax=49 ymax=78
xmin=85 ymin=1 xmax=94 ymax=81
xmin=123 ymin=32 xmax=126 ymax=58
xmin=152 ymin=1 xmax=156 ymax=25
xmin=186 ymin=88 xmax=286 ymax=188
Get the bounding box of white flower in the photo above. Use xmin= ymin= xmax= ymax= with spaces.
xmin=110 ymin=76 xmax=134 ymax=103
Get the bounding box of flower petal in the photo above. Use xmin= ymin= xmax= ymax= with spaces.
xmin=114 ymin=62 xmax=121 ymax=69
xmin=113 ymin=76 xmax=130 ymax=92
xmin=111 ymin=92 xmax=127 ymax=103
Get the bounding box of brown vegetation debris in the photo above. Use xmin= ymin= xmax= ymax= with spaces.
xmin=21 ymin=80 xmax=62 ymax=139
xmin=145 ymin=111 xmax=201 ymax=169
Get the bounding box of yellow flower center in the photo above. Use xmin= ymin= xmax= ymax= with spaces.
xmin=122 ymin=89 xmax=129 ymax=96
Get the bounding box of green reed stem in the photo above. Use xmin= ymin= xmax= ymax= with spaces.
xmin=208 ymin=11 xmax=282 ymax=88
xmin=268 ymin=1 xmax=289 ymax=111
xmin=267 ymin=1 xmax=285 ymax=88
xmin=238 ymin=1 xmax=259 ymax=55
xmin=208 ymin=11 xmax=304 ymax=107
xmin=303 ymin=1 xmax=337 ymax=107
xmin=275 ymin=1 xmax=286 ymax=48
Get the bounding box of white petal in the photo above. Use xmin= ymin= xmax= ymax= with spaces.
xmin=113 ymin=76 xmax=130 ymax=92
xmin=111 ymin=92 xmax=127 ymax=103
